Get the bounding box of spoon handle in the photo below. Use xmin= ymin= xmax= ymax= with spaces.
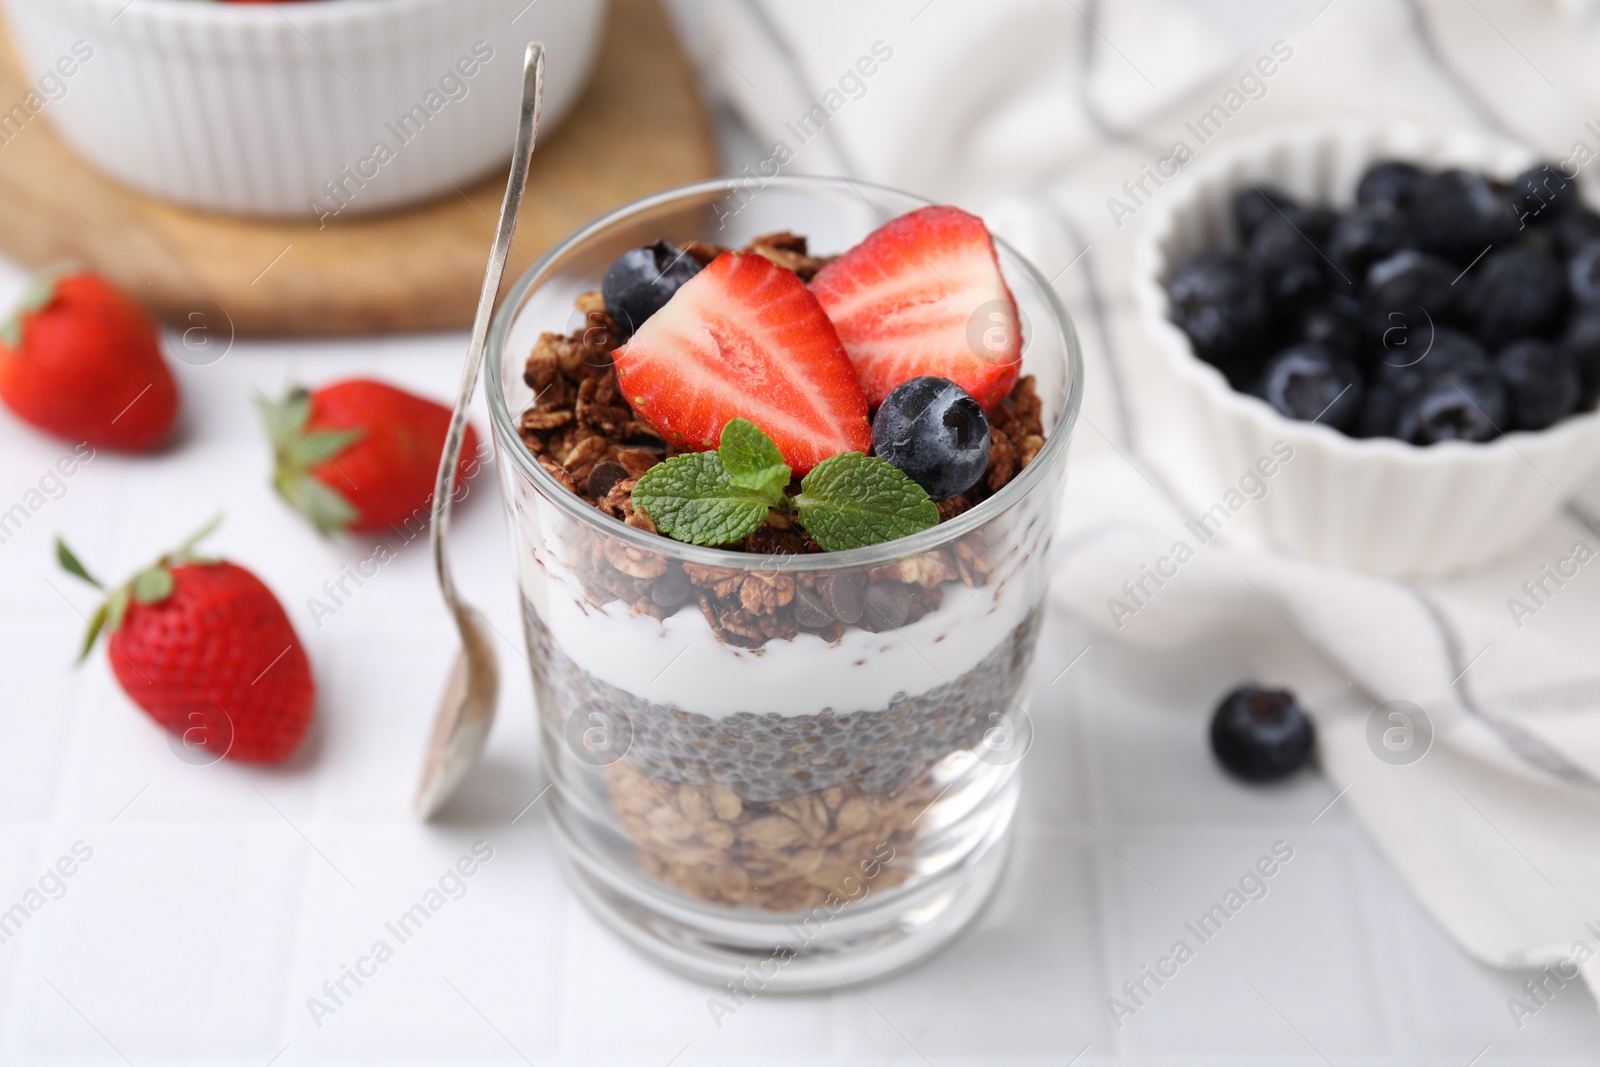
xmin=431 ymin=44 xmax=545 ymax=617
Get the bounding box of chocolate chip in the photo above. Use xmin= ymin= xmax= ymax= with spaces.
xmin=586 ymin=461 xmax=629 ymax=500
xmin=818 ymin=573 xmax=865 ymax=624
xmin=793 ymin=587 xmax=833 ymax=628
xmin=862 ymin=581 xmax=909 ymax=631
xmin=651 ymin=565 xmax=692 ymax=610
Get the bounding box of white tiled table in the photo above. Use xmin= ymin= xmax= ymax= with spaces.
xmin=2 ymin=251 xmax=1599 ymax=1065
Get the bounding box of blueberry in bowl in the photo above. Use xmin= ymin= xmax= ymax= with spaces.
xmin=1496 ymin=339 xmax=1581 ymax=431
xmin=1166 ymin=249 xmax=1272 ymax=382
xmin=1163 ymin=153 xmax=1600 ymax=446
xmin=1409 ymin=169 xmax=1518 ymax=263
xmin=1138 ymin=124 xmax=1600 ymax=577
xmin=1356 ymin=159 xmax=1426 ymax=209
xmin=1256 ymin=343 xmax=1363 ymax=430
xmin=1250 ymin=216 xmax=1328 ymax=311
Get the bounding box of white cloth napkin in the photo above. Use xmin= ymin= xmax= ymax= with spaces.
xmin=698 ymin=0 xmax=1600 ymax=1011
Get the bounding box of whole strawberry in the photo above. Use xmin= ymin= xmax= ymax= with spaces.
xmin=258 ymin=378 xmax=479 ymax=535
xmin=0 ymin=265 xmax=179 ymax=451
xmin=59 ymin=520 xmax=314 ymax=764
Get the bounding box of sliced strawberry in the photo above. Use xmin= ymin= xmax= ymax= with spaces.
xmin=809 ymin=205 xmax=1022 ymax=410
xmin=612 ymin=252 xmax=871 ymax=473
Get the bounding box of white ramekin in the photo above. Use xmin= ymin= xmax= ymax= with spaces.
xmin=1131 ymin=122 xmax=1600 ymax=579
xmin=2 ymin=0 xmax=605 ymax=217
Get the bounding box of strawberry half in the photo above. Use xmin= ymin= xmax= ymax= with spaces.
xmin=612 ymin=251 xmax=870 ymax=473
xmin=810 ymin=205 xmax=1022 ymax=410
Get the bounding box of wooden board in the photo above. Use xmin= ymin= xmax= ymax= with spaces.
xmin=0 ymin=0 xmax=717 ymax=336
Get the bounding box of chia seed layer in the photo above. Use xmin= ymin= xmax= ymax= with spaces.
xmin=525 ymin=599 xmax=1042 ymax=803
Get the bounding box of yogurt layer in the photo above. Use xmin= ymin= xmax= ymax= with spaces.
xmin=524 ymin=563 xmax=1039 ymax=719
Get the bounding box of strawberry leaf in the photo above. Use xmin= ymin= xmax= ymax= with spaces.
xmin=297 ymin=429 xmax=364 ymax=468
xmin=77 ymin=600 xmax=110 ymax=662
xmin=55 ymin=537 xmax=102 ymax=588
xmin=131 ymin=565 xmax=174 ymax=605
xmin=1 ymin=262 xmax=79 ymax=349
xmin=792 ymin=453 xmax=939 ymax=551
xmin=172 ymin=514 xmax=222 ymax=562
xmin=105 ymin=586 xmax=131 ymax=633
xmin=630 ymin=452 xmax=773 ymax=546
xmin=718 ymin=418 xmax=791 ymax=505
xmin=258 ymin=386 xmax=363 ymax=535
xmin=255 ymin=387 xmax=310 ymax=452
xmin=276 ymin=471 xmax=360 ymax=536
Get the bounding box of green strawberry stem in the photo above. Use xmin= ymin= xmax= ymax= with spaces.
xmin=57 ymin=515 xmax=222 ymax=662
xmin=1 ymin=262 xmax=81 ymax=349
xmin=255 ymin=386 xmax=363 ymax=536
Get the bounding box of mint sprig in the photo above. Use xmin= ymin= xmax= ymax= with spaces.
xmin=630 ymin=451 xmax=780 ymax=546
xmin=793 ymin=453 xmax=941 ymax=551
xmin=630 ymin=420 xmax=938 ymax=551
xmin=718 ymin=418 xmax=791 ymax=501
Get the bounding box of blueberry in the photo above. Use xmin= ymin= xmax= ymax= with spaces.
xmin=1385 ymin=329 xmax=1506 ymax=443
xmin=1354 ymin=378 xmax=1405 ymax=437
xmin=1376 ymin=325 xmax=1488 ymax=390
xmin=1298 ymin=294 xmax=1366 ymax=363
xmin=1167 ymin=250 xmax=1272 ymax=368
xmin=1509 ymin=163 xmax=1579 ymax=226
xmin=1209 ymin=685 xmax=1315 ymax=782
xmin=1356 ymin=160 xmax=1427 ymax=210
xmin=871 ymin=376 xmax=991 ymax=499
xmin=1568 ymin=241 xmax=1600 ymax=307
xmin=1496 ymin=339 xmax=1581 ymax=431
xmin=601 ymin=240 xmax=702 ymax=338
xmin=1561 ymin=309 xmax=1600 ymax=407
xmin=1467 ymin=246 xmax=1565 ymax=348
xmin=1328 ymin=201 xmax=1410 ymax=280
xmin=1232 ymin=183 xmax=1298 ymax=245
xmin=1257 ymin=342 xmax=1364 ymax=430
xmin=1410 ymin=169 xmax=1516 ymax=262
xmin=1400 ymin=377 xmax=1506 ymax=443
xmin=1554 ymin=209 xmax=1600 ymax=261
xmin=1362 ymin=250 xmax=1457 ymax=361
xmin=1248 ymin=216 xmax=1327 ymax=310
xmin=1296 ymin=206 xmax=1341 ymax=249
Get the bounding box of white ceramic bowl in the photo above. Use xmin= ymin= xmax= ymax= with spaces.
xmin=1132 ymin=122 xmax=1600 ymax=579
xmin=2 ymin=0 xmax=605 ymax=217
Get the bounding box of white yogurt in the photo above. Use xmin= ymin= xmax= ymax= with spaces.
xmin=523 ymin=560 xmax=1038 ymax=719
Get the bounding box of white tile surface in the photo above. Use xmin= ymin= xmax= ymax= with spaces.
xmin=2 ymin=258 xmax=1599 ymax=1065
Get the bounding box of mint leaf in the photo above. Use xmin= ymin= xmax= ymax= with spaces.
xmin=718 ymin=418 xmax=790 ymax=504
xmin=631 ymin=452 xmax=772 ymax=546
xmin=793 ymin=453 xmax=939 ymax=551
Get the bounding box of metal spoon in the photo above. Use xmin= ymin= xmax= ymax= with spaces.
xmin=414 ymin=42 xmax=545 ymax=819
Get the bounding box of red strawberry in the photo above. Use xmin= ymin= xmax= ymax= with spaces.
xmin=0 ymin=266 xmax=179 ymax=451
xmin=612 ymin=251 xmax=870 ymax=472
xmin=258 ymin=378 xmax=479 ymax=535
xmin=809 ymin=205 xmax=1022 ymax=410
xmin=59 ymin=520 xmax=314 ymax=765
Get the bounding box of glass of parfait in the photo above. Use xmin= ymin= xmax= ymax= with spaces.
xmin=486 ymin=176 xmax=1081 ymax=990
